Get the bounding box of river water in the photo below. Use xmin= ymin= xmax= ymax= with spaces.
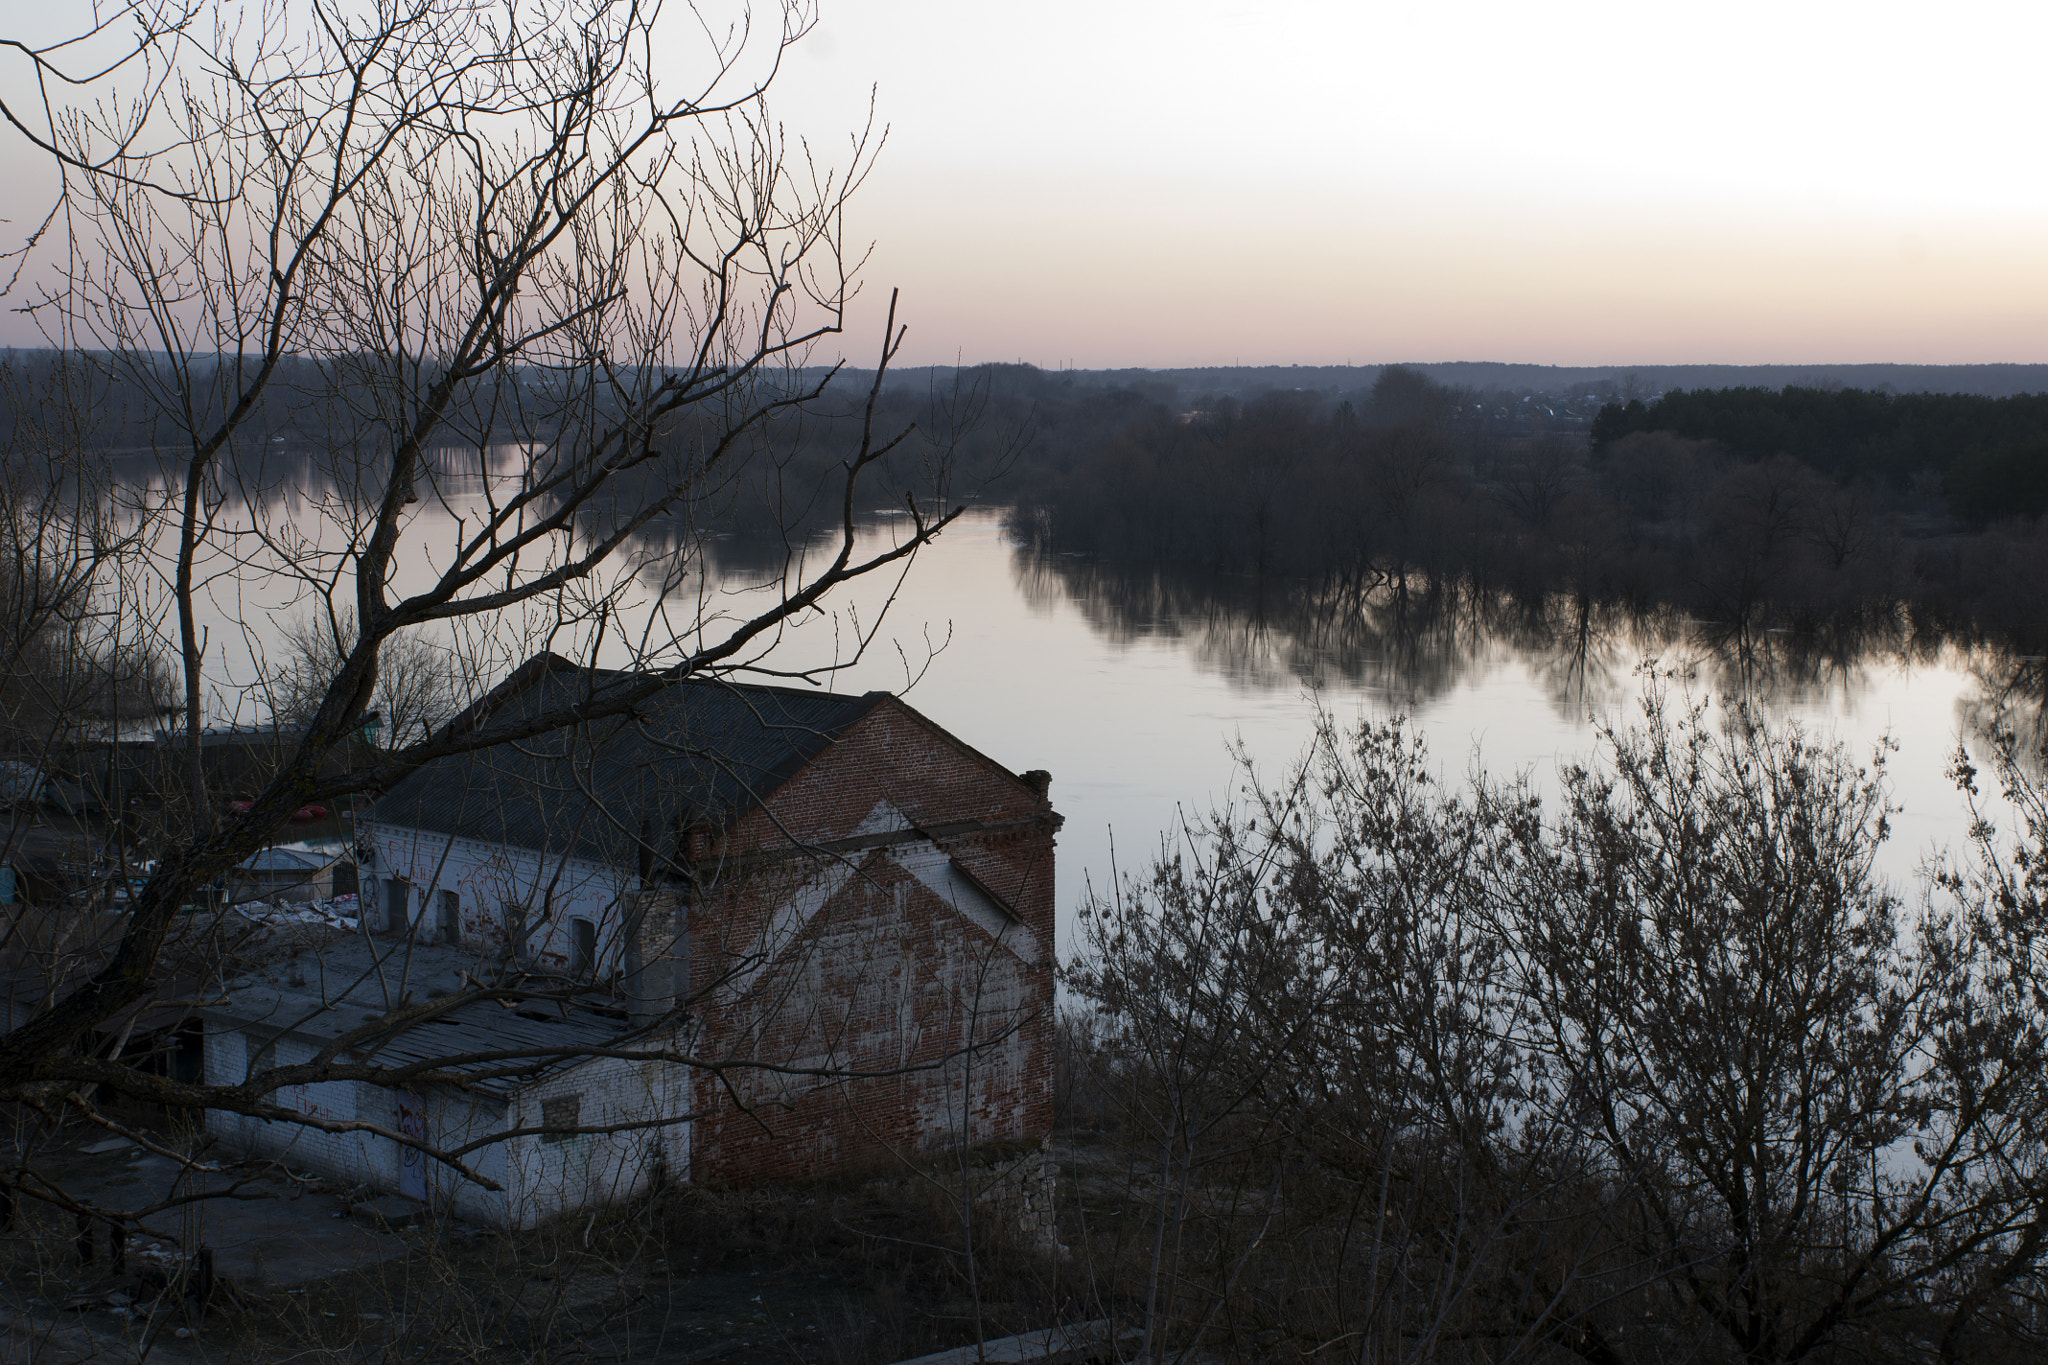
xmin=681 ymin=510 xmax=2029 ymax=954
xmin=175 ymin=482 xmax=2031 ymax=956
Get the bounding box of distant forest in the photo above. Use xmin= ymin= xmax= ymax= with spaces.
xmin=13 ymin=347 xmax=2048 ymax=646
xmin=1593 ymin=386 xmax=2048 ymax=522
xmin=1012 ymin=368 xmax=2048 ymax=649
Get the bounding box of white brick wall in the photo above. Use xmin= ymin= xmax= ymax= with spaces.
xmin=507 ymin=1054 xmax=691 ymax=1225
xmin=359 ymin=821 xmax=639 ymax=972
xmin=204 ymin=1018 xmax=689 ymax=1229
xmin=205 ymin=1027 xmax=413 ymax=1208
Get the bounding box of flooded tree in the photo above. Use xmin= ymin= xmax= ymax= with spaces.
xmin=267 ymin=614 xmax=461 ymax=750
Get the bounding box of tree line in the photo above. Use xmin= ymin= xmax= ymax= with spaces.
xmin=1593 ymin=386 xmax=2048 ymax=523
xmin=1014 ymin=369 xmax=2048 ymax=649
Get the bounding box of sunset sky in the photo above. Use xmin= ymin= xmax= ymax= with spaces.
xmin=774 ymin=0 xmax=2048 ymax=367
xmin=4 ymin=0 xmax=2042 ymax=368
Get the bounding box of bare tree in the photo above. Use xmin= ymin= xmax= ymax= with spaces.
xmin=1067 ymin=685 xmax=2048 ymax=1362
xmin=1493 ymin=432 xmax=1586 ymax=529
xmin=269 ymin=612 xmax=459 ymax=748
xmin=1066 ymin=718 xmax=1624 ymax=1363
xmin=0 ymin=0 xmax=988 ymax=1202
xmin=1491 ymin=683 xmax=2048 ymax=1364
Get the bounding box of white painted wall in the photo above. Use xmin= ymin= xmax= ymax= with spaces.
xmin=204 ymin=1020 xmax=692 ymax=1227
xmin=358 ymin=822 xmax=640 ymax=974
xmin=203 ymin=1027 xmax=520 ymax=1222
xmin=506 ymin=1055 xmax=692 ymax=1226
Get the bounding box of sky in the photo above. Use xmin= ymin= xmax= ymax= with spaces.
xmin=769 ymin=0 xmax=2048 ymax=367
xmin=4 ymin=0 xmax=2045 ymax=367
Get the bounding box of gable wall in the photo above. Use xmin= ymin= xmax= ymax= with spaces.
xmin=685 ymin=700 xmax=1057 ymax=1185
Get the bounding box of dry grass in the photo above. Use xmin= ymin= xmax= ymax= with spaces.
xmin=0 ymin=1127 xmax=1085 ymax=1365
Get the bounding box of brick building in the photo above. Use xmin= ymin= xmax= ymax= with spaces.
xmin=203 ymin=654 xmax=1059 ymax=1222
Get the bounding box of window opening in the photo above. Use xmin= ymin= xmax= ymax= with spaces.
xmin=540 ymin=1094 xmax=580 ymax=1142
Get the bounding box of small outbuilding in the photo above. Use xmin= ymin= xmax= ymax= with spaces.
xmin=231 ymin=846 xmax=342 ymax=904
xmin=202 ymin=936 xmax=677 ymax=1228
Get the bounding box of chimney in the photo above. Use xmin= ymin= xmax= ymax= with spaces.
xmin=1020 ymin=769 xmax=1051 ymax=802
xmin=621 ymin=885 xmax=686 ymax=1029
xmin=680 ymin=816 xmax=719 ymax=865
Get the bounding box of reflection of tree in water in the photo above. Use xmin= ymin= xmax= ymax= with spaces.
xmin=112 ymin=450 xmax=2042 ymax=746
xmin=627 ymin=513 xmax=951 ymax=638
xmin=1956 ymin=650 xmax=2048 ymax=780
xmin=127 ymin=446 xmax=941 ymax=652
xmin=1677 ymin=613 xmax=1940 ymax=713
xmin=1017 ymin=546 xmax=1979 ymax=722
xmin=1014 ymin=549 xmax=1635 ymax=713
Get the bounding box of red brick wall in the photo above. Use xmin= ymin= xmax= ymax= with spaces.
xmin=684 ymin=700 xmax=1057 ymax=1186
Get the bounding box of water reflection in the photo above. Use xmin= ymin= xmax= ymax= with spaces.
xmin=1955 ymin=651 xmax=2048 ymax=779
xmin=93 ymin=435 xmax=2048 ymax=786
xmin=72 ymin=465 xmax=2046 ymax=922
xmin=1015 ymin=543 xmax=2044 ymax=757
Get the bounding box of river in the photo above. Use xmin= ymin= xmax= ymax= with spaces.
xmin=172 ymin=479 xmax=2031 ymax=956
xmin=679 ymin=510 xmax=2028 ymax=954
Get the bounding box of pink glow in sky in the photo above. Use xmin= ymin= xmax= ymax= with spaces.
xmin=4 ymin=0 xmax=2044 ymax=367
xmin=778 ymin=0 xmax=2048 ymax=367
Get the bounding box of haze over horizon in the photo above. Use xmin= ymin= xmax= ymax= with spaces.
xmin=5 ymin=0 xmax=2043 ymax=370
xmin=776 ymin=0 xmax=2048 ymax=370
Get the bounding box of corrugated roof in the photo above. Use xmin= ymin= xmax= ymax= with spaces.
xmin=238 ymin=847 xmax=333 ymax=874
xmin=203 ymin=937 xmax=633 ymax=1097
xmin=209 ymin=986 xmax=630 ymax=1097
xmin=373 ymin=662 xmax=887 ymax=866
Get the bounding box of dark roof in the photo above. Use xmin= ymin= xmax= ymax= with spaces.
xmin=372 ymin=658 xmax=888 ymax=866
xmin=201 ymin=938 xmax=629 ymax=1097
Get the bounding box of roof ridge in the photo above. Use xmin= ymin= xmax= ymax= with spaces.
xmin=373 ymin=657 xmax=897 ymax=861
xmin=646 ymin=673 xmax=888 ymax=706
